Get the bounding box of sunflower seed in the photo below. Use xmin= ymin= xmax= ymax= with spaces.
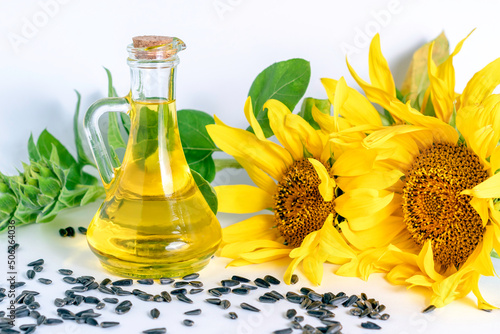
xmin=221 ymin=279 xmax=240 ymax=287
xmin=286 ymin=292 xmax=305 ymax=304
xmin=189 ymin=288 xmax=204 ymax=294
xmin=63 ymin=276 xmax=77 ymax=284
xmin=183 ymin=319 xmax=194 ymax=327
xmin=422 ymin=305 xmax=436 ymax=313
xmin=361 ymin=293 xmax=368 ymax=301
xmin=7 ymin=243 xmax=19 ymax=252
xmin=44 ymin=318 xmax=63 ymax=325
xmin=28 ymin=302 xmax=40 ymax=310
xmin=159 ymin=278 xmax=174 ymax=285
xmin=300 ymin=297 xmax=312 ymax=309
xmin=342 ymin=295 xmax=359 ymax=307
xmin=231 ymin=275 xmax=250 ymax=283
xmin=138 ymin=279 xmax=154 ymax=285
xmin=184 ymin=309 xmax=201 ymax=315
xmin=241 ymin=302 xmax=260 ymax=312
xmin=153 ymin=295 xmax=163 ymax=302
xmin=322 ymin=292 xmax=334 ymax=304
xmin=19 ymin=324 xmax=36 ymax=331
xmin=53 ymin=298 xmax=65 ymax=307
xmin=15 ymin=292 xmax=27 ymax=303
xmin=101 ymin=321 xmax=120 ymax=328
xmin=142 ymin=328 xmax=166 ymax=334
xmin=232 ymin=288 xmax=250 ymax=295
xmin=330 ymin=295 xmax=349 ymax=305
xmin=66 ymin=226 xmax=75 ymax=237
xmin=13 ymin=282 xmax=26 ymax=288
xmin=360 ymin=308 xmax=371 ymax=318
xmin=182 ymin=273 xmax=200 ymax=280
xmin=254 ymin=278 xmax=270 ymax=288
xmin=377 ymin=304 xmax=386 ymax=313
xmin=189 ymin=281 xmax=203 ymax=287
xmin=264 ymin=275 xmax=280 ymax=285
xmin=86 ymin=317 xmax=99 ymax=326
xmin=71 ymin=286 xmax=87 ymax=292
xmin=29 ymin=310 xmax=40 ymax=319
xmin=171 ymin=288 xmax=187 ymax=295
xmin=208 ymin=289 xmax=222 ymax=297
xmin=229 ymin=312 xmax=238 ymax=319
xmin=98 ymin=286 xmax=114 ymax=295
xmin=15 ymin=309 xmax=30 ymax=318
xmin=74 ymin=295 xmax=84 ymax=305
xmin=136 ymin=293 xmax=154 ymax=302
xmin=160 ymin=291 xmax=171 ymax=302
xmin=205 ymin=298 xmax=222 ymax=305
xmin=96 ymin=302 xmax=105 ymax=310
xmin=112 ymin=279 xmax=133 ymax=286
xmin=286 ymin=309 xmax=297 ymax=319
xmin=59 ymin=228 xmax=67 ymax=237
xmin=84 ymin=296 xmax=100 ymax=304
xmin=75 ymin=308 xmax=94 ymax=317
xmin=221 ymin=299 xmax=231 ymax=309
xmin=308 ymin=292 xmax=323 ymax=302
xmin=78 ymin=226 xmax=87 ymax=235
xmin=57 ymin=308 xmax=74 ymax=316
xmin=290 ymin=274 xmax=299 ymax=284
xmin=295 ymin=315 xmax=304 ymax=322
xmin=307 ymin=301 xmax=323 ymax=310
xmin=173 ymin=281 xmax=189 ymax=288
xmin=150 ymin=308 xmax=160 ymax=319
xmin=361 ymin=321 xmax=381 ymax=330
xmin=177 ymin=294 xmax=193 ymax=304
xmin=116 ymin=289 xmax=132 ymax=296
xmin=273 ymin=329 xmax=292 ymax=334
xmin=241 ymin=284 xmax=258 ymax=290
xmin=321 ymin=319 xmax=341 ymax=326
xmin=27 ymin=259 xmax=44 ymax=267
xmin=259 ymin=295 xmax=278 ymax=303
xmin=34 ymin=265 xmax=43 ymax=272
xmin=116 ymin=301 xmax=132 ymax=314
xmin=133 ymin=289 xmax=145 ymax=295
xmin=380 ymin=313 xmax=390 ymax=320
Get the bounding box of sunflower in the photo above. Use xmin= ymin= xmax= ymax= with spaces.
xmin=206 ymin=87 xmax=375 ymax=285
xmin=332 ymin=37 xmax=500 ymax=309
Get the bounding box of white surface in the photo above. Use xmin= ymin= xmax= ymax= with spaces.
xmin=0 ymin=196 xmax=499 ymax=334
xmin=1 ymin=0 xmax=500 ymax=174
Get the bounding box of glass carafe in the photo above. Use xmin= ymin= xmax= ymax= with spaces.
xmin=84 ymin=36 xmax=222 ymax=278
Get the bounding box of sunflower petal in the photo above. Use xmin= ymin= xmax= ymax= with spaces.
xmin=406 ymin=274 xmax=434 ymax=288
xmin=266 ymin=99 xmax=303 ymax=160
xmin=368 ymin=34 xmax=396 ymax=97
xmin=226 ymin=259 xmax=254 ymax=267
xmin=303 ymin=254 xmax=323 ymax=285
xmin=459 ymin=57 xmax=500 ymax=109
xmin=222 ymin=214 xmax=277 ymax=243
xmin=387 ymin=264 xmax=419 ymax=285
xmin=333 ymin=148 xmax=377 ymax=177
xmin=285 ymin=114 xmax=324 ymax=158
xmin=239 ymin=248 xmax=291 ymax=263
xmin=215 ymin=185 xmax=274 ymax=213
xmin=234 ymin=156 xmax=276 ymax=195
xmin=336 ymin=169 xmax=403 ymax=192
xmin=461 ymin=172 xmax=500 ymax=198
xmin=284 ymin=255 xmax=306 ymax=284
xmin=332 ymin=77 xmax=349 ymax=132
xmin=335 ymin=189 xmax=394 ymax=220
xmin=243 ymin=96 xmax=266 ymax=140
xmin=220 ymin=239 xmax=289 ymax=258
xmin=308 ymin=158 xmax=335 ymax=201
xmin=417 ymin=241 xmax=444 ymax=282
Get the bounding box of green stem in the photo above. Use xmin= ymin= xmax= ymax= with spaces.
xmin=214 ymin=158 xmax=243 ymax=172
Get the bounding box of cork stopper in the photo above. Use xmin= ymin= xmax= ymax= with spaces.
xmin=130 ymin=35 xmax=185 ymax=60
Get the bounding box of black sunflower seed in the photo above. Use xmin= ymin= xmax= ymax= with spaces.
xmin=342 ymin=295 xmax=359 ymax=307
xmin=422 ymin=305 xmax=436 ymax=313
xmin=380 ymin=313 xmax=390 ymax=320
xmin=98 ymin=286 xmax=114 ymax=295
xmin=286 ymin=292 xmax=305 ymax=304
xmin=74 ymin=295 xmax=84 ymax=305
xmin=308 ymin=292 xmax=323 ymax=302
xmin=231 ymin=275 xmax=250 ymax=283
xmin=254 ymin=278 xmax=270 ymax=288
xmin=189 ymin=288 xmax=204 ymax=294
xmin=361 ymin=321 xmax=381 ymax=330
xmin=182 ymin=273 xmax=200 ymax=280
xmin=177 ymin=294 xmax=193 ymax=304
xmin=160 ymin=291 xmax=171 ymax=302
xmin=268 ymin=290 xmax=284 ymax=300
xmin=96 ymin=302 xmax=105 ymax=310
xmin=136 ymin=293 xmax=154 ymax=302
xmin=184 ymin=309 xmax=202 ymax=315
xmin=66 ymin=227 xmax=75 ymax=237
xmin=86 ymin=317 xmax=99 ymax=326
xmin=273 ymin=329 xmax=292 ymax=334
xmin=153 ymin=295 xmax=163 ymax=302
xmin=115 ymin=301 xmax=132 ymax=314
xmin=300 ymin=287 xmax=313 ymax=295
xmin=286 ymin=309 xmax=297 ymax=319
xmin=183 ymin=319 xmax=194 ymax=327
xmin=361 ymin=293 xmax=368 ymax=301
xmin=25 ymin=270 xmax=35 ymax=281
xmin=291 ymin=321 xmax=302 ymax=329
xmin=138 ymin=279 xmax=154 ymax=285
xmin=322 ymin=292 xmax=335 ymax=304
xmin=330 ymin=295 xmax=349 ymax=305
xmin=54 ymin=298 xmax=66 ymax=307
xmin=259 ymin=295 xmax=278 ymax=303
xmin=87 ymin=282 xmax=99 ymax=290
xmin=189 ymin=281 xmax=203 ymax=288
xmin=208 ymin=289 xmax=222 ymax=297
xmin=78 ymin=226 xmax=87 ymax=235
xmin=19 ymin=324 xmax=36 ymax=331
xmin=15 ymin=309 xmax=30 ymax=318
xmin=116 ymin=289 xmax=132 ymax=296
xmin=100 ymin=278 xmax=111 ymax=286
xmin=112 ymin=279 xmax=133 ymax=286
xmin=13 ymin=281 xmax=26 ymax=288
xmin=241 ymin=302 xmax=260 ymax=312
xmin=307 ymin=301 xmax=323 ymax=310
xmin=59 ymin=228 xmax=67 ymax=237
xmin=377 ymin=304 xmax=386 ymax=313
xmin=300 ymin=297 xmax=312 ymax=309
xmin=171 ymin=288 xmax=187 ymax=295
xmin=75 ymin=308 xmax=93 ymax=317
xmin=7 ymin=243 xmax=19 ymax=253
xmin=71 ymin=286 xmax=87 ymax=292
xmin=36 ymin=315 xmax=46 ymax=325
xmin=229 ymin=312 xmax=238 ymax=319
xmin=133 ymin=289 xmax=145 ymax=295
xmin=159 ymin=278 xmax=174 ymax=285
xmin=360 ymin=308 xmax=371 ymax=318
xmin=63 ymin=276 xmax=77 ymax=284
xmin=241 ymin=284 xmax=258 ymax=290
xmin=205 ymin=298 xmax=222 ymax=305
xmin=44 ymin=318 xmax=63 ymax=325
xmin=307 ymin=309 xmax=327 ymax=318
xmin=27 ymin=259 xmax=44 ymax=267
xmin=28 ymin=302 xmax=40 ymax=310
xmin=37 ymin=278 xmax=51 ymax=285
xmin=232 ymin=287 xmax=250 ymax=295
xmin=101 ymin=321 xmax=120 ymax=328
xmin=56 ymin=308 xmax=74 ymax=316
xmin=291 ymin=274 xmax=299 ymax=284
xmin=221 ymin=279 xmax=240 ymax=287
xmin=294 ymin=315 xmax=304 ymax=322
xmin=264 ymin=275 xmax=280 ymax=285
xmin=84 ymin=296 xmax=100 ymax=304
xmin=142 ymin=328 xmax=166 ymax=334
xmin=221 ymin=300 xmax=231 ymax=309
xmin=150 ymin=308 xmax=160 ymax=319
xmin=173 ymin=281 xmax=189 ymax=288
xmin=33 ymin=265 xmax=43 ymax=272
xmin=29 ymin=310 xmax=40 ymax=319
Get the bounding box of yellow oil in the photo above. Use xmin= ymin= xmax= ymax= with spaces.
xmin=87 ymin=100 xmax=221 ymax=278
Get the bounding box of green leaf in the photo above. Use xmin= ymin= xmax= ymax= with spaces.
xmin=191 ymin=169 xmax=217 ymax=214
xmin=37 ymin=177 xmax=61 ymax=198
xmin=491 ymin=249 xmax=500 ymax=259
xmin=248 ymin=58 xmax=311 ymax=137
xmin=401 ymin=32 xmax=449 ymax=109
xmin=132 ymin=106 xmax=159 ymax=165
xmin=36 ymin=130 xmax=76 ymax=170
xmin=73 ymin=90 xmax=96 ymax=167
xmin=81 ymin=185 xmax=106 ymax=206
xmin=178 ymin=109 xmax=218 ymax=182
xmin=298 ymin=98 xmax=331 ymax=130
xmin=108 ymin=112 xmax=127 ymax=166
xmin=104 ymin=67 xmax=119 ymax=98
xmin=28 ymin=134 xmax=40 ymax=161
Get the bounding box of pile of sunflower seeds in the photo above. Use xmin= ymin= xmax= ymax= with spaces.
xmin=1 ymin=246 xmax=392 ymax=333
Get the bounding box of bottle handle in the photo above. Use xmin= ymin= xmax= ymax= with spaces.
xmin=83 ymin=97 xmax=130 ymax=188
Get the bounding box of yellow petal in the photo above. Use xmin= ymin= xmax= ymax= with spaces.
xmin=215 ymin=185 xmax=274 ymax=214
xmin=222 ymin=214 xmax=277 ymax=243
xmin=320 ymin=214 xmax=357 ymax=261
xmin=417 ymin=241 xmax=443 ymax=282
xmin=207 ymin=123 xmax=292 ymax=180
xmin=471 ymin=272 xmax=498 ymax=310
xmin=490 ymin=146 xmax=500 ymax=173
xmin=469 ymin=197 xmax=489 ymax=227
xmin=461 ymin=172 xmax=500 ymax=198
xmin=285 ymin=114 xmax=324 ymax=158
xmin=459 ymin=57 xmax=500 ymax=109
xmin=226 ymin=258 xmax=254 ymax=267
xmin=387 ymin=264 xmax=419 ymax=285
xmin=284 ymin=255 xmax=306 ymax=284
xmin=406 ymin=274 xmax=434 ymax=288
xmin=334 ymin=189 xmax=394 ymax=220
xmin=220 ymin=239 xmax=289 ymax=258
xmin=308 ymin=158 xmax=335 ymax=201
xmin=332 ymin=77 xmax=349 ymax=132
xmin=368 ymin=33 xmax=396 ymax=98
xmin=243 ymin=96 xmax=265 ymax=140
xmin=234 ymin=156 xmax=276 ymax=195
xmin=336 ymin=169 xmax=403 ymax=192
xmin=333 ymin=148 xmax=377 ymax=177
xmin=266 ymin=99 xmax=303 ymax=160
xmin=303 ymin=254 xmax=323 ymax=286
xmin=239 ymin=248 xmax=291 ymax=263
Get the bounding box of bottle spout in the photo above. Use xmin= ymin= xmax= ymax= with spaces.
xmin=129 ymin=36 xmax=186 ymax=61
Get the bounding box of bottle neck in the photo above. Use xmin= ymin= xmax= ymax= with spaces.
xmin=128 ymin=62 xmax=178 ymax=102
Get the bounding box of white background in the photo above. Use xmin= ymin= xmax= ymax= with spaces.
xmin=1 ymin=0 xmax=500 ymax=173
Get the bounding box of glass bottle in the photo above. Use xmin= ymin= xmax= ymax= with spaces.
xmin=84 ymin=36 xmax=221 ymax=278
